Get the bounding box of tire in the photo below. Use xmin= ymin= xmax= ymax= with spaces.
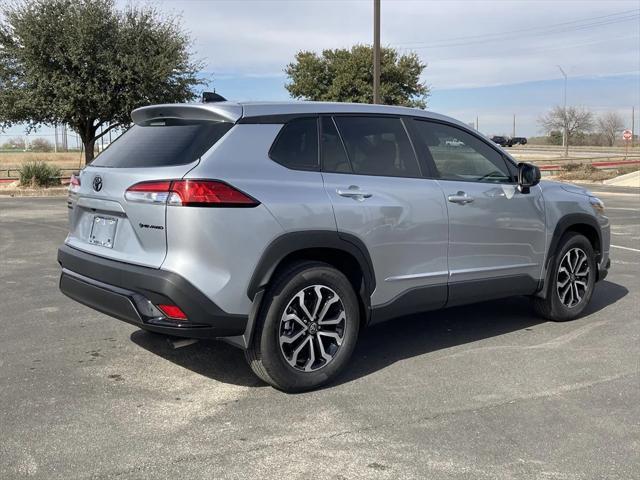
xmin=532 ymin=233 xmax=596 ymax=321
xmin=245 ymin=261 xmax=360 ymax=392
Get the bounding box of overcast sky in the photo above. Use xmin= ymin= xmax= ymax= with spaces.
xmin=3 ymin=0 xmax=640 ymax=141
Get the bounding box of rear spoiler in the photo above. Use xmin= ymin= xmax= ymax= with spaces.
xmin=131 ymin=103 xmax=243 ymax=125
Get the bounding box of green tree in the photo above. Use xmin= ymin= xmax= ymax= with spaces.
xmin=285 ymin=45 xmax=429 ymax=108
xmin=0 ymin=0 xmax=203 ymax=163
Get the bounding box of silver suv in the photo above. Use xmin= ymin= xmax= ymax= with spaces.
xmin=58 ymin=101 xmax=610 ymax=392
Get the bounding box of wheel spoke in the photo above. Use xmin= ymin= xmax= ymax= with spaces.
xmin=576 ymin=266 xmax=590 ymax=277
xmin=280 ymin=328 xmax=306 ymax=346
xmin=316 ymin=335 xmax=333 ymax=363
xmin=318 ymin=331 xmax=343 ymax=346
xmin=310 ymin=285 xmax=324 ymax=320
xmin=317 ymin=295 xmax=339 ymax=323
xmin=294 ymin=291 xmax=314 ymax=322
xmin=557 ymin=276 xmax=571 ymax=288
xmin=318 ymin=310 xmax=345 ymax=326
xmin=573 ymin=282 xmax=582 ymax=303
xmin=283 ymin=312 xmax=307 ymax=330
xmin=570 ymin=250 xmax=579 ymax=272
xmin=303 ymin=336 xmax=316 ymax=371
xmin=289 ymin=336 xmax=312 ymax=368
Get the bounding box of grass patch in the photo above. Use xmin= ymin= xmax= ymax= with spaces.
xmin=557 ymin=164 xmax=639 ymax=182
xmin=18 ymin=161 xmax=62 ymax=187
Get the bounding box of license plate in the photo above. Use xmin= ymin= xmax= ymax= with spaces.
xmin=89 ymin=216 xmax=117 ymax=248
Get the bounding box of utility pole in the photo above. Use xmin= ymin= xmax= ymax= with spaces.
xmin=557 ymin=65 xmax=568 ymax=157
xmin=632 ymin=106 xmax=635 ymax=148
xmin=476 ymin=115 xmax=479 ymax=132
xmin=54 ymin=124 xmax=58 ymax=153
xmin=512 ymin=114 xmax=516 ymax=138
xmin=373 ymin=0 xmax=381 ymax=104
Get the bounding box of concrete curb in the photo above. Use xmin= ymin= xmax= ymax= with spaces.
xmin=603 ymin=170 xmax=640 ymax=187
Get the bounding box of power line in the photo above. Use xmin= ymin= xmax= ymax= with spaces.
xmin=394 ymin=9 xmax=640 ymax=49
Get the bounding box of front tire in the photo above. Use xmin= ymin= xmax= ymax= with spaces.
xmin=245 ymin=261 xmax=360 ymax=392
xmin=532 ymin=233 xmax=596 ymax=321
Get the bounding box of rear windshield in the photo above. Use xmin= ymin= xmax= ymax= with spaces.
xmin=92 ymin=120 xmax=233 ymax=168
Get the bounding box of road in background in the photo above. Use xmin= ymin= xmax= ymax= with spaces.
xmin=0 ymin=188 xmax=638 ymax=479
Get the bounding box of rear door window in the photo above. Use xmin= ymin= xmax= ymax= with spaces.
xmin=269 ymin=117 xmax=319 ymax=170
xmin=92 ymin=120 xmax=233 ymax=168
xmin=333 ymin=116 xmax=421 ymax=178
xmin=321 ymin=117 xmax=351 ymax=173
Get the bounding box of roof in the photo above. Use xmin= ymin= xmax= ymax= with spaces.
xmin=131 ymin=100 xmax=469 ymax=131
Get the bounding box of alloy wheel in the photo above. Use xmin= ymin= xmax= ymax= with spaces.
xmin=279 ymin=285 xmax=346 ymax=372
xmin=556 ymin=247 xmax=590 ymax=308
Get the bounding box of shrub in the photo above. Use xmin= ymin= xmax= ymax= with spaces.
xmin=18 ymin=161 xmax=61 ymax=187
xmin=30 ymin=138 xmax=54 ymax=152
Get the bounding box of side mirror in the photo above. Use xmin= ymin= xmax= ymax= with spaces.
xmin=517 ymin=162 xmax=541 ymax=193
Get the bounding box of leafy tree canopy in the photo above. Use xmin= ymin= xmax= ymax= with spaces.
xmin=285 ymin=45 xmax=429 ymax=109
xmin=0 ymin=0 xmax=203 ymax=163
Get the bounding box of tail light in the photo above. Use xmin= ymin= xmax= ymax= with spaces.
xmin=157 ymin=304 xmax=188 ymax=321
xmin=125 ymin=180 xmax=259 ymax=207
xmin=69 ymin=174 xmax=81 ymax=194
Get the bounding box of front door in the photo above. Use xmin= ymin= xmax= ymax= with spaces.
xmin=410 ymin=119 xmax=546 ymax=306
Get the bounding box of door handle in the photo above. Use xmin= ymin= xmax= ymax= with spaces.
xmin=337 ymin=186 xmax=372 ymax=199
xmin=447 ymin=191 xmax=474 ymax=205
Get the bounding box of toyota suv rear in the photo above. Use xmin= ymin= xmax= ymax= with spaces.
xmin=59 ymin=101 xmax=610 ymax=392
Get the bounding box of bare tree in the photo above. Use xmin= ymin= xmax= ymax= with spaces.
xmin=539 ymin=106 xmax=594 ymax=156
xmin=597 ymin=112 xmax=625 ymax=147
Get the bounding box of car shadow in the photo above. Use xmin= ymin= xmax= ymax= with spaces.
xmin=130 ymin=330 xmax=265 ymax=388
xmin=130 ymin=280 xmax=628 ymax=389
xmin=334 ymin=280 xmax=628 ymax=387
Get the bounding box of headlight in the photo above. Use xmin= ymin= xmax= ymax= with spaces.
xmin=589 ymin=196 xmax=605 ymax=214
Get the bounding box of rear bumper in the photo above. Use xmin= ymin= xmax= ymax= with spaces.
xmin=58 ymin=245 xmax=247 ymax=338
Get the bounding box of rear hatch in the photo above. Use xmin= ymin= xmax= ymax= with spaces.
xmin=65 ymin=103 xmax=240 ymax=268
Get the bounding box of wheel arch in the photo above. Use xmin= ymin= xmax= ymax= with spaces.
xmin=247 ymin=231 xmax=375 ymax=320
xmin=537 ymin=213 xmax=602 ymax=299
xmin=548 ymin=214 xmax=602 ymax=268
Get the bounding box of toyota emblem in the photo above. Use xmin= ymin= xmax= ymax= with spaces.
xmin=92 ymin=175 xmax=103 ymax=192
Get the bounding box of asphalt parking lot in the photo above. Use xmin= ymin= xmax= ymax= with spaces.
xmin=1 ymin=185 xmax=638 ymax=479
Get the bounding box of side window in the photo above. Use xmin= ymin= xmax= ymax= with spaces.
xmin=333 ymin=116 xmax=421 ymax=178
xmin=413 ymin=120 xmax=512 ymax=183
xmin=269 ymin=117 xmax=318 ymax=170
xmin=321 ymin=117 xmax=351 ymax=173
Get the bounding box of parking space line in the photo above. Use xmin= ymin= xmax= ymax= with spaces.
xmin=611 ymin=244 xmax=640 ymax=253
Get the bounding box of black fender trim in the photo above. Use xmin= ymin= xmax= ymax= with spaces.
xmin=537 ymin=213 xmax=603 ymax=297
xmin=547 ymin=213 xmax=602 ymax=269
xmin=247 ymin=230 xmax=376 ymax=302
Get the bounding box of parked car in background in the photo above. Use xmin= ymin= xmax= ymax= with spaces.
xmin=510 ymin=136 xmax=528 ymax=146
xmin=58 ymin=101 xmax=610 ymax=392
xmin=491 ymin=135 xmax=509 ymax=147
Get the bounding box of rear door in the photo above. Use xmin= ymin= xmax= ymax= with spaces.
xmin=410 ymin=119 xmax=546 ymax=305
xmin=66 ymin=115 xmax=234 ymax=268
xmin=321 ymin=115 xmax=449 ymax=314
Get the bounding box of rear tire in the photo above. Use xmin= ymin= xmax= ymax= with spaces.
xmin=532 ymin=233 xmax=596 ymax=321
xmin=245 ymin=261 xmax=360 ymax=392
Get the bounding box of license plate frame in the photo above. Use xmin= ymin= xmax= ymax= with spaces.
xmin=88 ymin=215 xmax=118 ymax=248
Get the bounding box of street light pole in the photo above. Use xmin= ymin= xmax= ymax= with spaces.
xmin=373 ymin=0 xmax=381 ymax=104
xmin=557 ymin=65 xmax=568 ymax=157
